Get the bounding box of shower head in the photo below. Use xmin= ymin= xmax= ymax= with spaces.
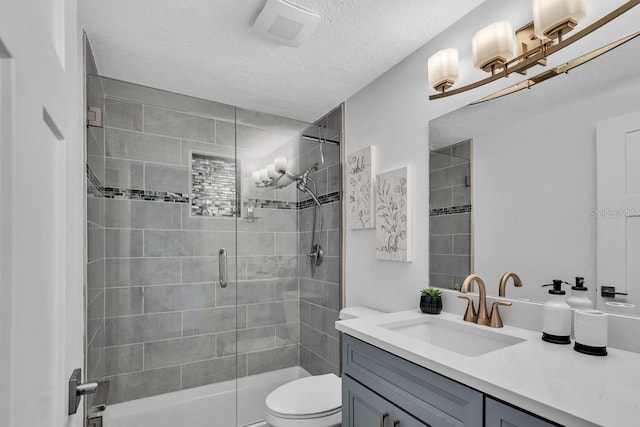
xmin=296 ymin=180 xmax=308 ymax=194
xmin=297 ymin=178 xmax=321 ymax=207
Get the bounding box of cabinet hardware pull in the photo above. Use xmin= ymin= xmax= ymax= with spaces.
xmin=219 ymin=248 xmax=228 ymax=288
xmin=380 ymin=412 xmax=389 ymax=427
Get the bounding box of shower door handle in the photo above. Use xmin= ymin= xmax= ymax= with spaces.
xmin=219 ymin=248 xmax=228 ymax=288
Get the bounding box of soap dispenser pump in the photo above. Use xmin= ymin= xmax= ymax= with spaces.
xmin=541 ymin=280 xmax=572 ymax=344
xmin=566 ymin=277 xmax=594 ymax=309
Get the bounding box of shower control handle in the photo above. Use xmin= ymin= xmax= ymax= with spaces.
xmin=219 ymin=248 xmax=228 ymax=288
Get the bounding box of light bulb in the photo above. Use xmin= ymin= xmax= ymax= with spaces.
xmin=253 ymin=171 xmax=262 ymax=185
xmin=428 ymin=48 xmax=459 ymax=91
xmin=274 ymin=156 xmax=288 ymax=172
xmin=533 ymin=0 xmax=586 ymax=39
xmin=472 ymin=21 xmax=514 ymax=72
xmin=259 ymin=169 xmax=269 ymax=183
xmin=267 ymin=164 xmax=279 ymax=179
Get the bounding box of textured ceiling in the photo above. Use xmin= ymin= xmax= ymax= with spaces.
xmin=81 ymin=0 xmax=485 ymax=123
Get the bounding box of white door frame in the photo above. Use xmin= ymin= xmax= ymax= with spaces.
xmin=596 ymin=110 xmax=640 ymax=315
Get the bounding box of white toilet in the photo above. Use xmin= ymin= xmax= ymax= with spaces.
xmin=265 ymin=307 xmax=384 ymax=427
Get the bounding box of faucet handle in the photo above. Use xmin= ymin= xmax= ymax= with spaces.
xmin=457 ymin=295 xmax=477 ymax=323
xmin=489 ymin=300 xmax=512 ymax=328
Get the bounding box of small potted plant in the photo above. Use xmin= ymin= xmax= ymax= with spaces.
xmin=420 ymin=288 xmax=443 ymax=314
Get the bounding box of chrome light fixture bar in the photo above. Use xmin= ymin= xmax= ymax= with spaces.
xmin=428 ymin=0 xmax=639 ymax=101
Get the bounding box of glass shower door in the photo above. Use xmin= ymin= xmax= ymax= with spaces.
xmin=84 ymin=74 xmax=342 ymax=427
xmin=233 ymin=108 xmax=311 ymax=426
xmin=234 ymin=107 xmax=345 ymax=426
xmin=85 ymin=76 xmax=242 ymax=425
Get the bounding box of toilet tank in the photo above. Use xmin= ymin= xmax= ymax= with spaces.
xmin=338 ymin=306 xmax=385 ymax=320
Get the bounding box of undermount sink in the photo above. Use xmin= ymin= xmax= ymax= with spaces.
xmin=379 ymin=316 xmax=526 ymax=357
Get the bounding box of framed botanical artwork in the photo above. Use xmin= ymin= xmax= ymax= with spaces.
xmin=376 ymin=167 xmax=412 ymax=262
xmin=347 ymin=145 xmax=376 ymax=229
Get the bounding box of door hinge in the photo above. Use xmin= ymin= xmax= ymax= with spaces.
xmin=87 ymin=106 xmax=103 ymax=127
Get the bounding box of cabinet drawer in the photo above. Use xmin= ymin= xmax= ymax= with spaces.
xmin=343 ymin=375 xmax=427 ymax=427
xmin=343 ymin=335 xmax=483 ymax=427
xmin=485 ymin=397 xmax=559 ymax=427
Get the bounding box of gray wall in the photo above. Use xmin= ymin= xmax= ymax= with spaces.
xmin=429 ymin=141 xmax=472 ymax=289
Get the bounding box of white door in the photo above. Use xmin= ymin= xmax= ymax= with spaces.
xmin=0 ymin=1 xmax=85 ymax=427
xmin=596 ymin=110 xmax=640 ymax=315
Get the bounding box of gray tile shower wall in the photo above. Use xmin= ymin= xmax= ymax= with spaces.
xmin=429 ymin=141 xmax=472 ymax=288
xmin=297 ymin=114 xmax=342 ymax=376
xmin=87 ymin=76 xmax=343 ymax=405
xmin=88 ymin=77 xmax=309 ymax=405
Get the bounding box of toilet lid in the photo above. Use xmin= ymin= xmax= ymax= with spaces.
xmin=265 ymin=374 xmax=341 ymax=418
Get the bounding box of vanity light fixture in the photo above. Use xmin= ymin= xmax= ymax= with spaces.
xmin=427 ymin=0 xmax=639 ymax=100
xmin=253 ymin=157 xmax=289 ymax=188
xmin=470 ymin=31 xmax=640 ymax=105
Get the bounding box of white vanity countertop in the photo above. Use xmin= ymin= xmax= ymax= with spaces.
xmin=336 ymin=310 xmax=640 ymax=427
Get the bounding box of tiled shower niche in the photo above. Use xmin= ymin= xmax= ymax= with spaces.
xmin=190 ymin=153 xmax=239 ymax=217
xmin=85 ymin=75 xmax=343 ymax=405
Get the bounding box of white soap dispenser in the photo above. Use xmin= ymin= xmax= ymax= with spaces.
xmin=541 ymin=280 xmax=572 ymax=345
xmin=566 ymin=277 xmax=593 ymax=309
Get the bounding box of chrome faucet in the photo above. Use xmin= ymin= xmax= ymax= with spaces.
xmin=458 ymin=274 xmax=490 ymax=326
xmin=499 ymin=271 xmax=523 ymax=297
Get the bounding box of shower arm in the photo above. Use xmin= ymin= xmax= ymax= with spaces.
xmin=284 ymin=163 xmax=318 ymax=183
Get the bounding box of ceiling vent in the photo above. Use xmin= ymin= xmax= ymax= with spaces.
xmin=252 ymin=0 xmax=321 ymax=47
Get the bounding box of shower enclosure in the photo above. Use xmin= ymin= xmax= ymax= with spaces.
xmin=85 ymin=70 xmax=343 ymax=426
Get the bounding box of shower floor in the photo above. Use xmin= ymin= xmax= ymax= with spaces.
xmin=103 ymin=366 xmax=310 ymax=427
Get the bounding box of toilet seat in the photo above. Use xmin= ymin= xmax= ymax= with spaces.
xmin=266 ymin=374 xmax=341 ymax=420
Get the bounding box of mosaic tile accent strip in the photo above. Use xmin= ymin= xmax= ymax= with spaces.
xmin=86 ymin=164 xmax=105 ymax=197
xmin=191 ymin=153 xmax=239 ymax=217
xmin=86 ymin=162 xmax=340 ymax=210
xmin=429 ymin=204 xmax=472 ymax=216
xmin=245 ymin=199 xmax=297 ymax=210
xmin=104 ymin=187 xmax=189 ymax=203
xmin=298 ymin=191 xmax=341 ymax=209
xmin=245 ymin=191 xmax=340 ymax=211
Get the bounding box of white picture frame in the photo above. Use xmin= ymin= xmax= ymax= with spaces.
xmin=375 ymin=166 xmax=412 ymax=262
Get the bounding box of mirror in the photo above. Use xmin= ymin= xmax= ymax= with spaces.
xmin=428 ymin=34 xmax=640 ymax=316
xmin=429 ymin=140 xmax=473 ymax=289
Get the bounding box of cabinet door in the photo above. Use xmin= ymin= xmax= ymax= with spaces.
xmin=343 ymin=335 xmax=483 ymax=426
xmin=394 ymin=405 xmax=430 ymax=427
xmin=343 ymin=375 xmax=428 ymax=427
xmin=485 ymin=398 xmax=557 ymax=427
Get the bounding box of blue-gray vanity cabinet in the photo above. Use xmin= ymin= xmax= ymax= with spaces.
xmin=485 ymin=397 xmax=557 ymax=427
xmin=343 ymin=374 xmax=427 ymax=427
xmin=342 ymin=335 xmax=483 ymax=427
